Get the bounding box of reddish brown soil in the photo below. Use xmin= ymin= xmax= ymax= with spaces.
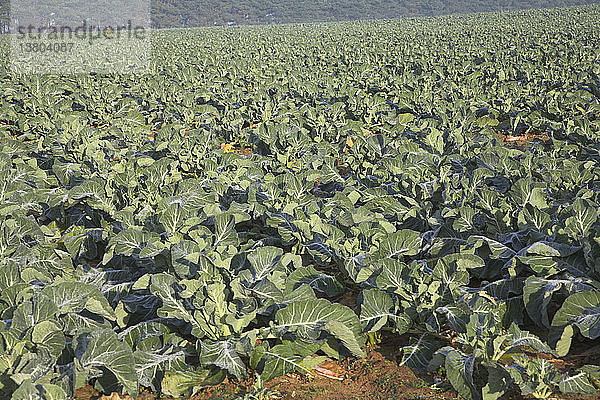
xmin=74 ymin=338 xmax=455 ymax=400
xmin=190 ymin=331 xmax=456 ymax=400
xmin=74 ymin=332 xmax=600 ymax=400
xmin=264 ymin=348 xmax=456 ymax=400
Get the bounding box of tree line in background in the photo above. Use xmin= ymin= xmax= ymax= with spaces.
xmin=0 ymin=0 xmax=598 ymax=29
xmin=151 ymin=0 xmax=599 ymax=27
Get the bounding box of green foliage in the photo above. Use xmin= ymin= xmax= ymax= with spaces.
xmin=1 ymin=4 xmax=600 ymax=399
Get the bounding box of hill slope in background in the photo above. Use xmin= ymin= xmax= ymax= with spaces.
xmin=151 ymin=0 xmax=599 ymax=27
xmin=0 ymin=0 xmax=598 ymax=29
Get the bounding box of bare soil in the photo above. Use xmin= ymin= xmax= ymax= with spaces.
xmin=74 ymin=332 xmax=600 ymax=400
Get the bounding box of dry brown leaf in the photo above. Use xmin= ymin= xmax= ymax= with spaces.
xmin=313 ymin=360 xmax=345 ymax=381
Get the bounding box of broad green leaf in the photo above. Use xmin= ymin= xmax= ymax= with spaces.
xmin=41 ymin=282 xmax=114 ymax=321
xmin=272 ymin=299 xmax=364 ymax=354
xmin=200 ymin=340 xmax=246 ymax=380
xmin=553 ymin=325 xmax=574 ymax=357
xmin=400 ymin=335 xmax=440 ymax=373
xmin=213 ymin=213 xmax=238 ymax=248
xmin=482 ymin=365 xmax=509 ymax=400
xmin=359 ymin=288 xmax=410 ymax=334
xmin=161 ymin=368 xmax=226 ymax=398
xmin=10 ymin=379 xmax=67 ymax=400
xmin=445 ymin=350 xmax=478 ymax=400
xmin=134 ymin=349 xmax=187 ymax=390
xmin=565 ymin=198 xmax=598 ymax=239
xmin=523 ymin=276 xmax=595 ymax=329
xmin=425 ymin=127 xmax=444 ymax=154
xmin=375 ymin=229 xmax=422 ymax=259
xmin=552 ymin=290 xmax=600 ymax=339
xmin=247 ymin=246 xmax=283 ymax=282
xmin=323 ymin=320 xmax=365 ymax=358
xmin=558 ymin=372 xmax=597 ymax=395
xmin=260 ymin=341 xmax=322 ymax=381
xmin=286 ymin=266 xmax=343 ymax=297
xmin=75 ymin=329 xmax=138 ymax=397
